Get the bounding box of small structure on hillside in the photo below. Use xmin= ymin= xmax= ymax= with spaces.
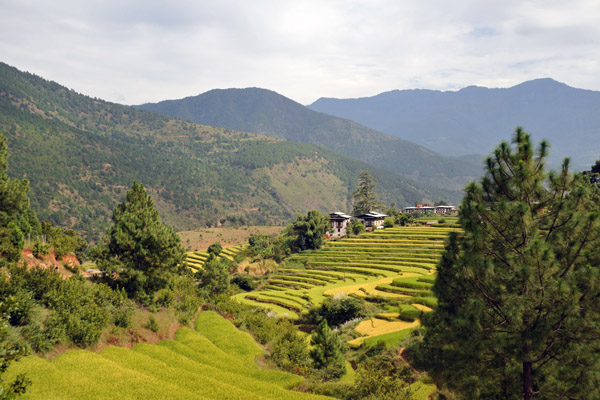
xmin=328 ymin=212 xmax=352 ymax=238
xmin=404 ymin=204 xmax=457 ymax=215
xmin=354 ymin=211 xmax=387 ymax=231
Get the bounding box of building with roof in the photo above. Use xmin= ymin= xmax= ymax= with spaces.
xmin=328 ymin=212 xmax=352 ymax=237
xmin=354 ymin=211 xmax=387 ymax=231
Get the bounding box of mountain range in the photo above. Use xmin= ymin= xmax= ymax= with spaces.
xmin=308 ymin=79 xmax=600 ymax=169
xmin=0 ymin=62 xmax=459 ymax=239
xmin=138 ymin=88 xmax=482 ymax=190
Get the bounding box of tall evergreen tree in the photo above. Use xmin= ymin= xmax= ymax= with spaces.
xmin=93 ymin=181 xmax=185 ymax=300
xmin=415 ymin=129 xmax=600 ymax=399
xmin=351 ymin=171 xmax=384 ymax=215
xmin=310 ymin=320 xmax=346 ymax=379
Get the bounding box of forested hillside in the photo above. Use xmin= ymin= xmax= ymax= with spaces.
xmin=137 ymin=88 xmax=482 ymax=190
xmin=0 ymin=62 xmax=459 ymax=240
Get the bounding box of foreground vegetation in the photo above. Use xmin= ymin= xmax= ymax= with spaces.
xmin=5 ymin=311 xmax=331 ymax=400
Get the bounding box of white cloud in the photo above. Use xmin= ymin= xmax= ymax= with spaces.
xmin=1 ymin=0 xmax=599 ymax=104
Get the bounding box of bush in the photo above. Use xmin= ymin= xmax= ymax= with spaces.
xmin=32 ymin=241 xmax=49 ymax=259
xmin=207 ymin=242 xmax=223 ymax=257
xmin=307 ymin=294 xmax=366 ymax=327
xmin=145 ymin=315 xmax=159 ymax=333
xmin=154 ymin=288 xmax=175 ymax=307
xmin=383 ymin=217 xmax=395 ymax=228
xmin=231 ymin=274 xmax=256 ymax=292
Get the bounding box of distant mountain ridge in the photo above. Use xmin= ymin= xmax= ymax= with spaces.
xmin=138 ymin=88 xmax=482 ymax=190
xmin=0 ymin=62 xmax=459 ymax=239
xmin=308 ymin=78 xmax=600 ymax=169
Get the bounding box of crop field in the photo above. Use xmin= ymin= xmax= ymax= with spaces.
xmin=5 ymin=311 xmax=333 ymax=400
xmin=184 ymin=244 xmax=248 ymax=272
xmin=234 ymin=226 xmax=457 ymax=344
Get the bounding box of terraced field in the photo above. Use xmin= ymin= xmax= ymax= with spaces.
xmin=184 ymin=244 xmax=248 ymax=272
xmin=234 ymin=227 xmax=457 ymax=331
xmin=6 ymin=311 xmax=332 ymax=400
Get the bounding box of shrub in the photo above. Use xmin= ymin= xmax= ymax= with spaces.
xmin=231 ymin=274 xmax=256 ymax=292
xmin=307 ymin=293 xmax=366 ymax=327
xmin=146 ymin=315 xmax=159 ymax=333
xmin=154 ymin=288 xmax=175 ymax=307
xmin=207 ymin=242 xmax=223 ymax=257
xmin=383 ymin=217 xmax=395 ymax=228
xmin=32 ymin=241 xmax=49 ymax=259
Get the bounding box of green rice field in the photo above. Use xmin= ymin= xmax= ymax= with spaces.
xmin=234 ymin=226 xmax=457 ymax=343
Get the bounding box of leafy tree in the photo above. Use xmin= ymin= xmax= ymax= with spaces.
xmin=348 ymin=219 xmax=366 ymax=237
xmin=197 ymin=256 xmax=231 ymax=301
xmin=349 ymin=346 xmax=413 ymax=400
xmin=0 ymin=134 xmax=36 ymax=263
xmin=351 ymin=171 xmax=384 ymax=215
xmin=307 ymin=294 xmax=365 ymax=327
xmin=310 ymin=320 xmax=346 ymax=379
xmin=291 ymin=210 xmax=328 ymax=251
xmin=207 ymin=242 xmax=222 ymax=257
xmin=270 ymin=320 xmax=311 ymax=373
xmin=415 ymin=129 xmax=600 ymax=399
xmin=93 ymin=181 xmax=185 ymax=300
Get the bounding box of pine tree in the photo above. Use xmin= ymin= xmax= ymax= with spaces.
xmin=351 ymin=171 xmax=384 ymax=215
xmin=310 ymin=320 xmax=346 ymax=379
xmin=415 ymin=129 xmax=600 ymax=399
xmin=93 ymin=181 xmax=185 ymax=300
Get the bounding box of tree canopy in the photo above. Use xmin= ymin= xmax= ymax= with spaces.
xmin=93 ymin=181 xmax=185 ymax=300
xmin=351 ymin=171 xmax=384 ymax=215
xmin=291 ymin=210 xmax=328 ymax=251
xmin=0 ymin=134 xmax=39 ymax=263
xmin=415 ymin=129 xmax=600 ymax=399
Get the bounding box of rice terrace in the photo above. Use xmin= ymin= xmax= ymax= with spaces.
xmin=234 ymin=225 xmax=457 ymax=346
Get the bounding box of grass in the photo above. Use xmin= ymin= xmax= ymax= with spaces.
xmin=194 ymin=311 xmax=265 ymax=365
xmin=179 ymin=226 xmax=284 ymax=251
xmin=6 ymin=312 xmax=335 ymax=400
xmin=359 ymin=327 xmax=415 ymax=347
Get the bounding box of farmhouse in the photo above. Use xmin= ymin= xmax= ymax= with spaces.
xmin=328 ymin=212 xmax=352 ymax=237
xmin=354 ymin=211 xmax=387 ymax=231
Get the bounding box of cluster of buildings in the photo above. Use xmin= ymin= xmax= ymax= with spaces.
xmin=402 ymin=204 xmax=457 ymax=215
xmin=328 ymin=211 xmax=388 ymax=238
xmin=328 ymin=204 xmax=457 ymax=238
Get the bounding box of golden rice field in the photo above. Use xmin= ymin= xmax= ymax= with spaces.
xmin=5 ymin=311 xmax=333 ymax=400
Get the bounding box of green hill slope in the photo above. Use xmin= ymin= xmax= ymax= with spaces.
xmin=137 ymin=88 xmax=482 ymax=190
xmin=5 ymin=311 xmax=332 ymax=400
xmin=0 ymin=62 xmax=460 ymax=240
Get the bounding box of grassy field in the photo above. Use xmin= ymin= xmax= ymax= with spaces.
xmin=6 ymin=311 xmax=333 ymax=400
xmin=234 ymin=226 xmax=458 ymax=345
xmin=179 ymin=226 xmax=284 ymax=251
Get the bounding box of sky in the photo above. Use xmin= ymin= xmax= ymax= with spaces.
xmin=1 ymin=0 xmax=599 ymax=105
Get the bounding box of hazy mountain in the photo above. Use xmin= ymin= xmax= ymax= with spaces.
xmin=0 ymin=62 xmax=459 ymax=239
xmin=308 ymin=79 xmax=600 ymax=169
xmin=138 ymin=88 xmax=482 ymax=190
